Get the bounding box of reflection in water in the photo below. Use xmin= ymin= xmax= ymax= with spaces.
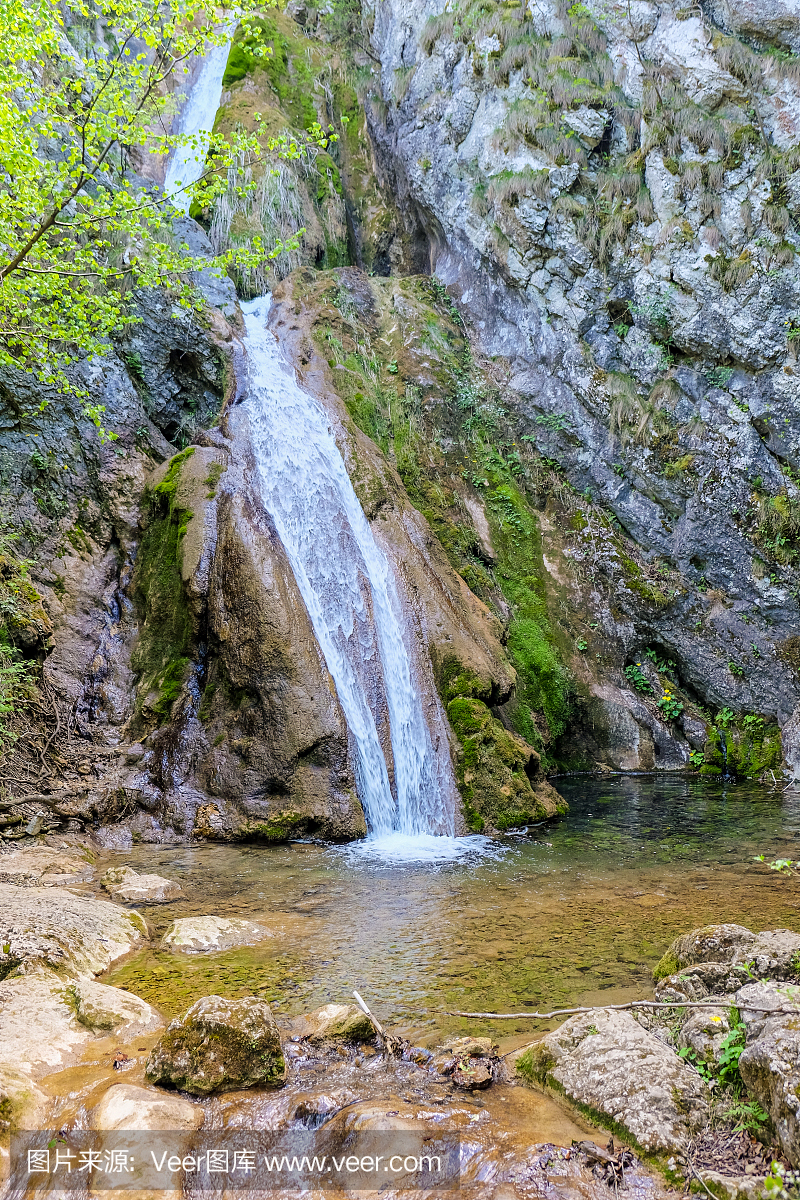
xmin=104 ymin=776 xmax=800 ymax=1047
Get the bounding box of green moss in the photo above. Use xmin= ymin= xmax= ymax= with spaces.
xmin=447 ymin=696 xmax=565 ymax=832
xmin=223 ymin=15 xmax=319 ymax=131
xmin=131 ymin=449 xmax=197 ymax=724
xmin=204 ymin=461 xmax=224 ymax=497
xmin=241 ymin=811 xmax=306 ymax=843
xmin=516 ymin=1043 xmax=554 ymax=1086
xmin=653 ymin=949 xmax=680 ymax=981
xmin=483 ymin=481 xmax=571 ymax=759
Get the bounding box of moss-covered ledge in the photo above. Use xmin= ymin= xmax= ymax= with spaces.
xmin=131 ymin=445 xmax=227 ymax=727
xmin=447 ymin=695 xmax=567 ymax=833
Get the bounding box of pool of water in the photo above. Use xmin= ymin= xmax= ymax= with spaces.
xmin=103 ymin=775 xmax=800 ymax=1049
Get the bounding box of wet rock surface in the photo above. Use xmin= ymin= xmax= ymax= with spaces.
xmin=161 ymin=915 xmax=275 ymax=953
xmin=286 ymin=1002 xmax=375 ymax=1045
xmin=145 ymin=994 xmax=286 ymax=1094
xmin=102 ymin=865 xmax=184 ymax=903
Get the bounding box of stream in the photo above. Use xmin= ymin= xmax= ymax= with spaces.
xmin=100 ymin=774 xmax=800 ymax=1044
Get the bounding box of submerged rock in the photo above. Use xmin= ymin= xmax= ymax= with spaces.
xmin=102 ymin=865 xmax=184 ymax=903
xmin=161 ymin=915 xmax=273 ymax=953
xmin=517 ymin=1008 xmax=709 ymax=1153
xmin=145 ymin=994 xmax=286 ymax=1094
xmin=286 ymin=1002 xmax=374 ymax=1044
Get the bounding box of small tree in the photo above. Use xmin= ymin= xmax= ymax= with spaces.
xmin=0 ymin=0 xmax=333 ymax=436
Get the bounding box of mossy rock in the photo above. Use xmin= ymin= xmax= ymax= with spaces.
xmin=145 ymin=994 xmax=286 ymax=1095
xmin=447 ymin=696 xmax=567 ymax=832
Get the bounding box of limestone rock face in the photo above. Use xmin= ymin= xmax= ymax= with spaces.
xmin=102 ymin=865 xmax=184 ymax=903
xmin=287 ymin=1003 xmax=374 ymax=1044
xmin=366 ymin=0 xmax=800 ymax=746
xmin=146 ymin=995 xmax=286 ymax=1095
xmin=518 ymin=1009 xmax=710 ymax=1153
xmin=162 ymin=916 xmax=274 ymax=954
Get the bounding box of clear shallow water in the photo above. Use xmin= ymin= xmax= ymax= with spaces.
xmin=104 ymin=775 xmax=800 ymax=1048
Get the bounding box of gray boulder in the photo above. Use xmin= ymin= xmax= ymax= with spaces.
xmin=146 ymin=995 xmax=286 ymax=1095
xmin=516 ymin=1008 xmax=709 ymax=1153
xmin=286 ymin=1003 xmax=374 ymax=1045
xmin=655 ymin=924 xmax=800 ymax=987
xmin=102 ymin=866 xmax=184 ymax=903
xmin=161 ymin=916 xmax=273 ymax=953
xmin=654 ymin=924 xmax=757 ymax=980
xmin=739 ymin=988 xmax=800 ymax=1167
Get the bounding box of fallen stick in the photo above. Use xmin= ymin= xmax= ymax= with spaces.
xmin=446 ymin=999 xmax=800 ymax=1019
xmin=353 ymin=990 xmax=409 ymax=1057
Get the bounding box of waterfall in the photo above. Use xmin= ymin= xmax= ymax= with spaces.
xmin=163 ymin=33 xmax=233 ymax=212
xmin=241 ymin=298 xmax=454 ymax=842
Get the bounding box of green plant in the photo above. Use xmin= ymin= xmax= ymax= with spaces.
xmin=722 ymin=1099 xmax=770 ymax=1134
xmin=717 ymin=1014 xmax=746 ymax=1087
xmin=705 ymin=366 xmax=735 ymax=389
xmin=689 ymin=750 xmax=705 ymax=768
xmin=0 ymin=0 xmax=329 ymax=439
xmin=613 ymin=322 xmax=629 ymax=339
xmin=576 ymin=638 xmax=588 ymax=651
xmin=657 ymin=687 xmax=684 ymax=720
xmin=716 ymin=707 xmax=735 ymax=728
xmin=645 ymin=647 xmax=678 ymax=679
xmin=728 ymin=659 xmax=745 ymax=678
xmin=624 ymin=663 xmax=654 ymax=694
xmin=765 ymin=1161 xmax=800 ymax=1199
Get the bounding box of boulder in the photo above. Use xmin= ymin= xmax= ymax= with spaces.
xmin=91 ymin=1083 xmax=203 ymax=1131
xmin=286 ymin=1003 xmax=374 ymax=1044
xmin=654 ymin=962 xmax=744 ymax=1002
xmin=736 ymin=980 xmax=800 ymax=1042
xmin=747 ymin=930 xmax=800 ymax=980
xmin=0 ymin=882 xmax=147 ymax=975
xmin=0 ymin=847 xmax=96 ymax=887
xmin=739 ymin=988 xmax=800 ymax=1167
xmin=0 ymin=1063 xmax=48 ymax=1132
xmin=654 ymin=924 xmax=757 ymax=980
xmin=516 ymin=1008 xmax=710 ymax=1153
xmin=161 ymin=916 xmax=273 ymax=953
xmin=102 ymin=866 xmax=184 ymax=903
xmin=678 ymin=1008 xmax=732 ymax=1062
xmin=654 ymin=924 xmax=800 ymax=986
xmin=145 ymin=995 xmax=286 ymax=1094
xmin=0 ymin=967 xmax=162 ymax=1077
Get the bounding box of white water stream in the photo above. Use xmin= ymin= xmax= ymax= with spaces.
xmin=163 ymin=34 xmax=233 ymax=212
xmin=241 ymin=299 xmax=460 ymax=848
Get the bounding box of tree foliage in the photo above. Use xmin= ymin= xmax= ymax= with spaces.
xmin=0 ymin=0 xmax=334 ymax=436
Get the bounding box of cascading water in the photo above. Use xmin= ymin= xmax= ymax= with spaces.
xmin=164 ymin=44 xmax=486 ymax=861
xmin=241 ymin=298 xmax=459 ymax=851
xmin=163 ymin=32 xmax=233 ymax=212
